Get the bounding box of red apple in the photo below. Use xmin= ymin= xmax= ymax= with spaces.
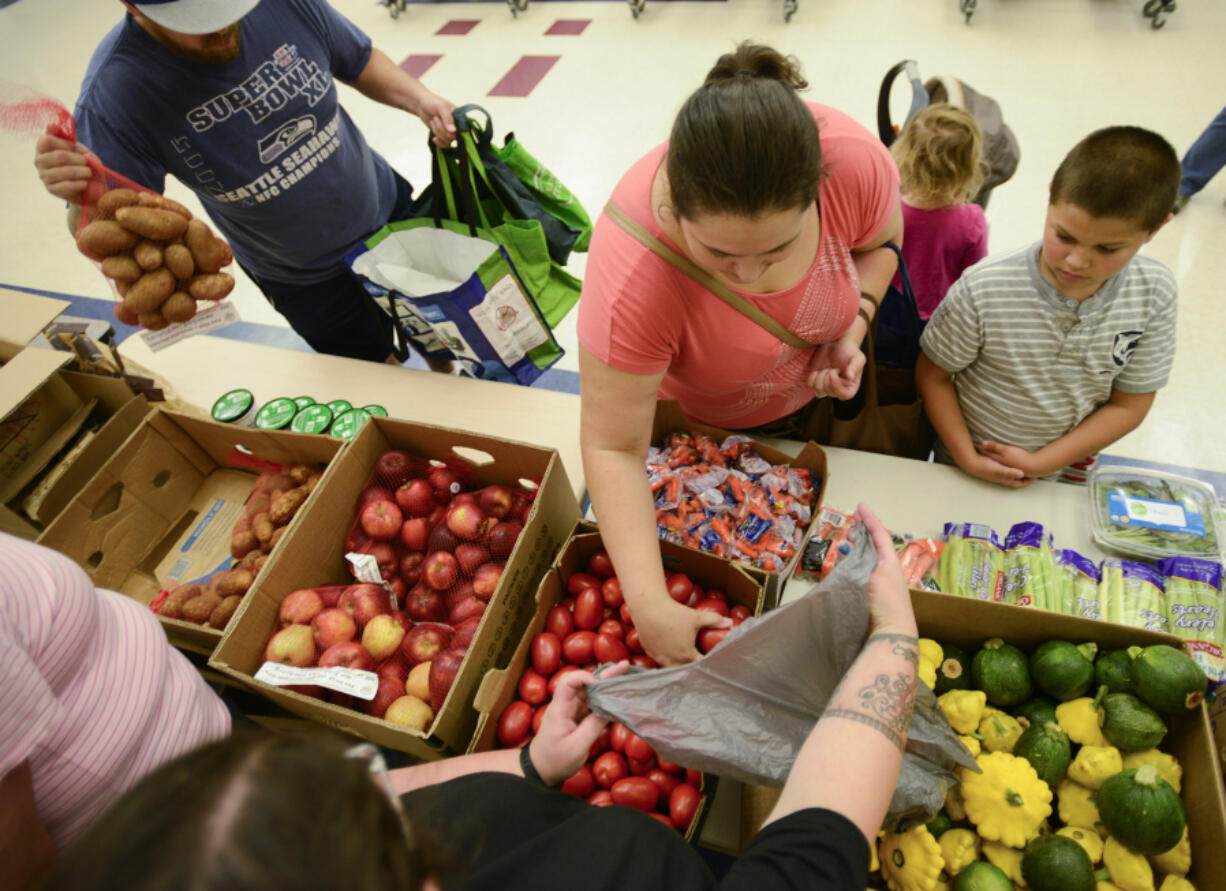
xmin=375 ymin=654 xmax=410 ymax=684
xmin=284 ymin=684 xmax=323 ymax=700
xmin=264 ymin=624 xmax=315 ymax=667
xmin=401 ymin=622 xmax=453 ymax=666
xmin=454 ymin=542 xmax=491 ymax=577
xmin=444 ymin=579 xmax=477 ymax=611
xmin=311 ymin=607 xmax=357 ymax=650
xmin=314 ymin=584 xmax=348 ymax=608
xmin=428 ymin=466 xmax=463 ymax=504
xmin=357 ymin=540 xmax=399 ymax=581
xmin=423 ymin=551 xmax=459 ymax=591
xmin=344 ymin=527 xmax=370 ymax=554
xmin=365 ymin=674 xmax=406 ymax=719
xmin=450 ymin=492 xmax=478 ymax=508
xmin=362 ymin=613 xmax=408 ymax=662
xmin=318 ymin=640 xmax=374 ymax=672
xmin=394 ymin=478 xmax=436 ymax=518
xmin=399 ymin=551 xmax=425 ymax=586
xmin=278 ymin=588 xmax=324 ymax=627
xmin=360 ymin=499 xmax=403 ymax=541
xmin=427 ymin=504 xmax=448 ymax=530
xmin=477 ymin=484 xmax=515 ymax=519
xmin=448 ymin=595 xmax=486 ymax=626
xmin=400 ymin=516 xmax=430 ymax=552
xmin=446 ymin=502 xmax=490 ymax=541
xmin=486 ymin=520 xmax=522 ymax=559
xmin=428 ymin=648 xmax=466 ymax=711
xmin=451 ymin=615 xmax=482 ymax=650
xmin=375 ymin=449 xmax=427 ymax=488
xmin=404 ymin=584 xmax=448 ymax=623
xmin=386 ymin=574 xmax=407 ymax=606
xmin=339 ymin=583 xmax=392 ymax=630
xmin=357 ymin=485 xmax=395 ymax=510
xmin=472 ymin=562 xmax=504 ymax=601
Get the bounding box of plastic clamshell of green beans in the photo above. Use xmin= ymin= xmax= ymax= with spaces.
xmin=1088 ymin=464 xmax=1226 ymax=561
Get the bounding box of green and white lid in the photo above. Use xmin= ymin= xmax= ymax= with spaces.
xmin=330 ymin=408 xmax=371 ymax=440
xmin=292 ymin=395 xmax=316 ymax=410
xmin=211 ymin=388 xmax=256 ymax=425
xmin=290 ymin=404 xmax=333 ymax=434
xmin=362 ymin=404 xmax=389 ymax=417
xmin=254 ymin=397 xmax=297 ymax=430
xmin=326 ymin=399 xmax=352 ymax=416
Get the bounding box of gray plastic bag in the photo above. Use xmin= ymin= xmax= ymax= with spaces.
xmin=585 ymin=521 xmax=977 ymax=829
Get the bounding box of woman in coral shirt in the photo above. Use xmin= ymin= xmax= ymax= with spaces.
xmin=577 ymin=43 xmax=902 ymax=666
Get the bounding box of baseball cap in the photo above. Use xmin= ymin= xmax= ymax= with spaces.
xmin=131 ymin=0 xmax=261 ymax=35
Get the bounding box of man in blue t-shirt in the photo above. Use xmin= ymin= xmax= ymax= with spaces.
xmin=34 ymin=0 xmax=456 ymax=365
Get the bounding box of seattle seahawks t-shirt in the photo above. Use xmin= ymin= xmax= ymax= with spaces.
xmin=75 ymin=0 xmax=399 ymax=283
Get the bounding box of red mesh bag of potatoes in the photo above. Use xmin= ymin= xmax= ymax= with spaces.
xmin=2 ymin=83 xmax=236 ymax=330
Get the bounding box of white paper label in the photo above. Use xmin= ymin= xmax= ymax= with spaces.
xmin=254 ymin=662 xmax=379 ymax=700
xmin=471 ymin=273 xmax=550 ymax=366
xmin=345 ymin=552 xmax=399 ymax=609
xmin=139 ymin=301 xmax=242 ymax=352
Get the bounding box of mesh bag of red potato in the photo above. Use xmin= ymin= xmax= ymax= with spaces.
xmin=2 ymin=83 xmax=236 ymax=330
xmin=494 ymin=547 xmax=745 ymax=833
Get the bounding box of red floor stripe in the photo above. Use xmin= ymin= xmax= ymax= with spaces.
xmin=545 ymin=19 xmax=591 ymax=35
xmin=488 ymin=55 xmax=560 ymax=98
xmin=399 ymin=54 xmax=442 ymax=79
xmin=436 ymin=19 xmax=480 ymax=35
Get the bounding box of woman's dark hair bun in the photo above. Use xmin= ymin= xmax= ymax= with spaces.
xmin=705 ymin=41 xmax=808 ymax=91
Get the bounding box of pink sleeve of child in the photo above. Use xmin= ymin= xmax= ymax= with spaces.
xmin=959 ymin=204 xmax=988 ymax=272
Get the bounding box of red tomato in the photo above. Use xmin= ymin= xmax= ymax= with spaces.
xmin=532 ymin=704 xmax=546 ymax=734
xmin=685 ymin=769 xmax=702 ymax=788
xmin=587 ymin=789 xmax=614 ymax=806
xmin=547 ymin=664 xmax=582 ymax=696
xmin=657 ymin=759 xmax=684 ymax=775
xmin=600 ymin=577 xmax=624 ymax=608
xmin=610 ymin=722 xmax=631 ymax=753
xmin=518 ymin=668 xmax=549 ymax=706
xmin=497 ymin=701 xmax=533 ymax=747
xmin=669 ymin=782 xmax=701 ymax=830
xmin=629 ymin=654 xmax=658 ymax=670
xmin=597 ymin=619 xmax=625 ymax=639
xmin=545 ymin=604 xmax=574 ymax=639
xmin=561 ymin=596 xmax=575 ymax=612
xmin=730 ymin=605 xmax=751 ymax=624
xmin=703 ymin=588 xmax=728 ymax=605
xmin=624 ymin=628 xmax=643 ymax=654
xmin=588 ymin=727 xmax=611 ymax=760
xmin=572 ymin=588 xmax=604 ymax=631
xmin=610 ymin=776 xmax=660 ymax=812
xmin=566 ymin=572 xmax=602 ymax=596
xmin=594 ymin=632 xmax=630 ymax=664
xmin=561 ymin=630 xmax=596 ymax=665
xmin=646 ymin=768 xmax=682 ymax=799
xmin=602 ymin=606 xmax=617 ymax=622
xmin=619 ymin=603 xmax=635 ymax=627
xmin=587 ymin=550 xmax=616 ymax=579
xmin=626 ymin=755 xmax=656 ymax=777
xmin=665 ymin=572 xmax=693 ymax=604
xmin=692 ymin=597 xmax=729 ymax=618
xmin=591 ymin=751 xmax=628 ymax=789
xmin=530 ymin=632 xmax=561 ymax=676
xmin=623 ymin=732 xmax=655 ymax=763
xmin=561 ymin=764 xmax=595 ymax=797
xmin=649 ymin=812 xmax=676 ymax=830
xmin=697 ymin=627 xmax=729 ymax=654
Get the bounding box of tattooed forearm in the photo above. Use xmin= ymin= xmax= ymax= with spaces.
xmin=826 ymin=671 xmax=917 ymax=752
xmin=868 ymin=632 xmax=919 ymax=666
xmin=823 ymin=708 xmax=905 ymax=750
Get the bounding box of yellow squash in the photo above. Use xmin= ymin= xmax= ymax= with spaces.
xmin=959 ymin=751 xmax=1052 ymax=848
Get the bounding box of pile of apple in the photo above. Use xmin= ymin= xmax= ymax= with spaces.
xmin=259 ymin=448 xmax=533 ymax=731
xmin=494 ymin=547 xmax=751 ymax=833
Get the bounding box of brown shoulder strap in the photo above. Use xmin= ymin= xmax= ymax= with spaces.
xmin=603 ymin=200 xmax=817 ymax=349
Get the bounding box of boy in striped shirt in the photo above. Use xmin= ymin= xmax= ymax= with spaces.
xmin=916 ymin=126 xmax=1180 ymax=487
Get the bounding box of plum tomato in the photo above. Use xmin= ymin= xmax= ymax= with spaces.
xmin=599 ymin=577 xmax=624 ymax=608
xmin=545 ymin=604 xmax=574 ymax=639
xmin=610 ymin=776 xmax=660 ymax=813
xmin=668 ymin=782 xmax=701 ymax=831
xmin=517 ymin=668 xmax=549 ymax=706
xmin=627 ymin=755 xmax=656 ymax=777
xmin=597 ymin=619 xmax=625 ymax=639
xmin=587 ymin=789 xmax=614 ymax=806
xmin=692 ymin=597 xmax=729 ymax=618
xmin=623 ymin=732 xmax=654 ymax=764
xmin=656 ymin=759 xmax=684 ymax=775
xmin=571 ymin=587 xmax=604 ymax=631
xmin=587 ymin=549 xmax=616 ymax=579
xmin=646 ymin=768 xmax=682 ymax=799
xmin=685 ymin=769 xmax=701 ymax=787
xmin=697 ymin=627 xmax=729 ymax=654
xmin=650 ymin=812 xmax=676 ymax=830
xmin=561 ymin=630 xmax=596 ymax=665
xmin=591 ymin=751 xmax=628 ymax=789
xmin=497 ymin=700 xmax=533 ymax=747
xmin=530 ymin=632 xmax=561 ymax=676
xmin=629 ymin=654 xmax=658 ymax=670
xmin=588 ymin=727 xmax=611 ymax=760
xmin=610 ymin=722 xmax=631 ymax=753
xmin=703 ymin=588 xmax=728 ymax=605
xmin=547 ymin=664 xmax=582 ymax=696
xmin=619 ymin=603 xmax=635 ymax=627
xmin=730 ymin=605 xmax=751 ymax=624
xmin=566 ymin=572 xmax=602 ymax=597
xmin=624 ymin=628 xmax=643 ymax=654
xmin=593 ymin=632 xmax=629 ymax=664
xmin=561 ymin=764 xmax=595 ymax=798
xmin=532 ymin=704 xmax=546 ymax=734
xmin=665 ymin=572 xmax=693 ymax=604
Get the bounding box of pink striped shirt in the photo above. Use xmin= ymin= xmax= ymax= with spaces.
xmin=0 ymin=534 xmax=230 ymax=846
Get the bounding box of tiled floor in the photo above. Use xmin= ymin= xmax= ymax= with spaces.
xmin=3 ymin=0 xmax=1225 ymax=474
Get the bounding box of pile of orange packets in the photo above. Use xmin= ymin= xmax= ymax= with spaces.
xmin=798 ymin=507 xmax=944 ymax=590
xmin=647 ymin=432 xmax=818 ymax=573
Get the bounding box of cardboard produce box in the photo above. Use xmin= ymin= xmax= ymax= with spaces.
xmin=913 ymin=590 xmax=1226 ymax=888
xmin=38 ymin=409 xmax=342 ymax=653
xmin=470 ymin=524 xmax=766 ymax=840
xmin=209 ymin=416 xmax=581 ymax=760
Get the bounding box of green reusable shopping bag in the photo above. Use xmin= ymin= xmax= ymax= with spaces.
xmin=495 ymin=134 xmax=593 ymax=253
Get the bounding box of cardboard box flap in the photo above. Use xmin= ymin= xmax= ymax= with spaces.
xmin=0 ymin=396 xmax=96 ymax=504
xmin=0 ymin=348 xmax=74 ymax=418
xmin=1 ymin=288 xmax=70 ymax=348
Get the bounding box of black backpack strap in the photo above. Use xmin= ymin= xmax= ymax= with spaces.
xmin=877 ymin=60 xmax=929 ymax=147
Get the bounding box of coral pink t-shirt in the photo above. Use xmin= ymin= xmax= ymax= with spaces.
xmin=0 ymin=534 xmax=230 ymax=846
xmin=897 ymin=201 xmax=988 ymax=320
xmin=578 ymin=103 xmax=899 ymax=428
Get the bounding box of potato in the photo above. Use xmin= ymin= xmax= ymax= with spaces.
xmin=182 ymin=591 xmax=222 ymax=624
xmin=158 ymin=583 xmax=202 ymax=620
xmin=134 ymin=239 xmax=163 ymax=271
xmin=238 ymin=548 xmax=266 ymax=570
xmin=97 ymin=188 xmax=140 ymax=219
xmin=161 ymin=292 xmax=197 ymax=324
xmin=269 ymin=486 xmax=307 ymax=526
xmin=78 ymin=220 xmax=140 ymax=256
xmin=217 ymin=568 xmax=255 ymax=598
xmin=136 ymin=310 xmax=169 ymax=331
xmin=163 ymin=242 xmax=194 ymax=280
xmin=184 ymin=219 xmax=230 ymax=273
xmin=268 ymin=526 xmax=287 ymax=550
xmin=244 ymin=491 xmax=272 ymax=517
xmin=252 ymin=512 xmax=274 ymax=544
xmin=101 ymin=255 xmax=142 ymax=282
xmin=208 ymin=595 xmax=242 ymax=629
xmin=115 ymin=279 xmax=131 ymax=297
xmin=115 ymin=206 xmax=190 ymax=240
xmin=187 ymin=272 xmax=234 ymax=301
xmin=286 ymin=463 xmax=313 ymax=485
xmin=125 ymin=267 xmax=176 ymax=314
xmin=136 ymin=192 xmax=193 ymax=219
xmin=113 ymin=302 xmax=139 ymax=326
xmin=230 ymin=529 xmax=258 ymax=559
xmin=303 ymin=472 xmax=323 ymax=494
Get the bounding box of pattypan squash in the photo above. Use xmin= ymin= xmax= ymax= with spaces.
xmin=879 ymin=825 xmax=945 ymax=891
xmin=1068 ymin=745 xmax=1124 ymax=790
xmin=939 ymin=690 xmax=988 ymax=736
xmin=959 ymin=734 xmax=982 ymax=758
xmin=978 ymin=708 xmax=1025 ymax=754
xmin=1157 ymin=876 xmax=1195 ymax=891
xmin=1104 ymin=836 xmax=1155 ymax=891
xmin=1099 ymin=883 xmax=1126 ymax=891
xmin=937 ymin=828 xmax=980 ymax=876
xmin=920 ymin=638 xmax=944 ymax=668
xmin=1122 ymin=750 xmax=1183 ymax=794
xmin=944 ymin=786 xmax=968 ymax=822
xmin=1058 ymin=824 xmax=1105 ymax=864
xmin=980 ymin=841 xmax=1026 ymax=886
xmin=1148 ymin=825 xmax=1190 ymax=877
xmin=1056 ymin=778 xmax=1105 ymax=835
xmin=959 ymin=751 xmax=1052 ymax=848
xmin=1056 ymin=692 xmax=1111 ymax=747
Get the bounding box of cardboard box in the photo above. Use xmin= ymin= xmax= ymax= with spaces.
xmin=1208 ymin=679 xmax=1226 ymax=780
xmin=912 ymin=590 xmax=1226 ymax=888
xmin=38 ymin=409 xmax=342 ymax=653
xmin=208 ymin=416 xmax=582 ymax=760
xmin=470 ymin=524 xmax=766 ymax=840
xmin=650 ymin=400 xmax=828 ymax=609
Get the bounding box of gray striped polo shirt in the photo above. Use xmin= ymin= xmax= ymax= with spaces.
xmin=920 ymin=242 xmax=1177 ymax=452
